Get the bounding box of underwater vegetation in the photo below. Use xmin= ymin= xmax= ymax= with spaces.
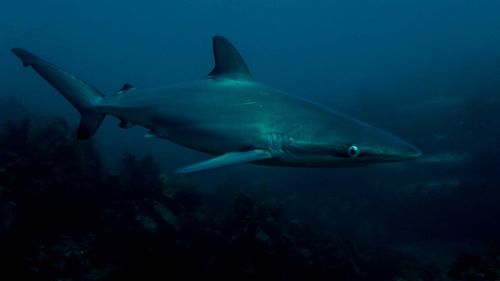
xmin=0 ymin=114 xmax=459 ymax=281
xmin=447 ymin=245 xmax=500 ymax=281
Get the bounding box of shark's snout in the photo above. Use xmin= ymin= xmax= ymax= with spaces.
xmin=357 ymin=123 xmax=421 ymax=163
xmin=397 ymin=141 xmax=422 ymax=160
xmin=381 ymin=136 xmax=422 ymax=161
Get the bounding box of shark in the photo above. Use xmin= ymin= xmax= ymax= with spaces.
xmin=12 ymin=36 xmax=421 ymax=174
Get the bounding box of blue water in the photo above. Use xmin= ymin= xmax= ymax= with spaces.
xmin=1 ymin=1 xmax=500 ymax=280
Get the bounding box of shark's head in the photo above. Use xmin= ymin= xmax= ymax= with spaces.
xmin=285 ymin=112 xmax=421 ymax=166
xmin=333 ymin=124 xmax=422 ymax=164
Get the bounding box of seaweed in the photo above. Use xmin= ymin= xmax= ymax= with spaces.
xmin=447 ymin=245 xmax=500 ymax=281
xmin=0 ymin=114 xmax=448 ymax=281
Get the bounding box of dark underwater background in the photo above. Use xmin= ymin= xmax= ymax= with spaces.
xmin=1 ymin=1 xmax=500 ymax=280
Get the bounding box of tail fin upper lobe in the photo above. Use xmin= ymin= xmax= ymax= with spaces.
xmin=12 ymin=48 xmax=105 ymax=140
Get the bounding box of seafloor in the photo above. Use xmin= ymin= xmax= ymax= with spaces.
xmin=1 ymin=109 xmax=499 ymax=280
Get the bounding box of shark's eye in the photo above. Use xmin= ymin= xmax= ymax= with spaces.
xmin=347 ymin=145 xmax=360 ymax=158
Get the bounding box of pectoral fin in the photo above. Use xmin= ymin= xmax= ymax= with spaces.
xmin=175 ymin=149 xmax=272 ymax=174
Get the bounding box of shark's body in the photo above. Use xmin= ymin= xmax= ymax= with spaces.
xmin=12 ymin=36 xmax=420 ymax=173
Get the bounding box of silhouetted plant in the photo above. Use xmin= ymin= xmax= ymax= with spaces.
xmin=0 ymin=114 xmax=450 ymax=281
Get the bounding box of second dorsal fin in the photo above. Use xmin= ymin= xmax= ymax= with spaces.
xmin=116 ymin=83 xmax=134 ymax=95
xmin=208 ymin=36 xmax=252 ymax=80
xmin=120 ymin=83 xmax=134 ymax=91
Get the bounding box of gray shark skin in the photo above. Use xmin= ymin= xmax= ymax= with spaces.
xmin=12 ymin=36 xmax=421 ymax=173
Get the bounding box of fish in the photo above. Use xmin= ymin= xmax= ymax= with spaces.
xmin=12 ymin=36 xmax=421 ymax=174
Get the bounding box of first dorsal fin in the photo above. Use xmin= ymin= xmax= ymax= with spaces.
xmin=208 ymin=36 xmax=252 ymax=80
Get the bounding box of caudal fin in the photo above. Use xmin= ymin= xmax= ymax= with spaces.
xmin=12 ymin=48 xmax=105 ymax=140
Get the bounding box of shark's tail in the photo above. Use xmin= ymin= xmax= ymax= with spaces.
xmin=12 ymin=48 xmax=105 ymax=140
